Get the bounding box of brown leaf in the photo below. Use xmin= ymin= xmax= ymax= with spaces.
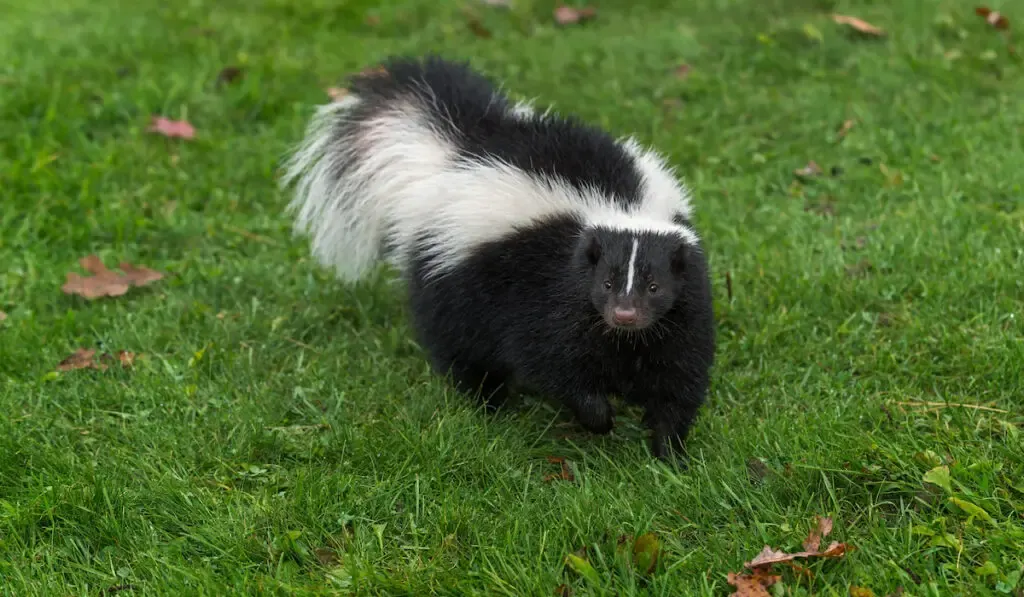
xmin=794 ymin=160 xmax=823 ymax=177
xmin=365 ymin=14 xmax=381 ymax=26
xmin=727 ymin=569 xmax=781 ymax=597
xmin=553 ymin=584 xmax=573 ymax=597
xmin=61 ymin=255 xmax=164 ymax=300
xmin=57 ymin=348 xmax=106 ymax=372
xmin=674 ymin=63 xmax=692 ymax=80
xmin=467 ymin=16 xmax=493 ymax=38
xmin=216 ymin=65 xmax=244 ymax=86
xmin=314 ymin=547 xmax=340 ymax=567
xmin=838 ymin=119 xmax=855 ymax=139
xmin=832 ymin=14 xmax=885 ymax=36
xmin=975 ymin=7 xmax=1009 ymax=30
xmin=747 ymin=457 xmax=772 ymax=484
xmin=802 ymin=516 xmax=834 ymax=552
xmin=0 ymin=310 xmax=7 ymax=322
xmin=554 ymin=5 xmax=597 ymax=26
xmin=544 ymin=456 xmax=575 ymax=482
xmin=147 ymin=116 xmax=196 ymax=140
xmin=745 ymin=540 xmax=851 ymax=568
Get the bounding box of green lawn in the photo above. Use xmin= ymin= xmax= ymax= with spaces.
xmin=2 ymin=0 xmax=1023 ymax=594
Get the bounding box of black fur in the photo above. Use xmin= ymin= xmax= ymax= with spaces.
xmin=406 ymin=215 xmax=715 ymax=460
xmin=333 ymin=56 xmax=715 ymax=460
xmin=347 ymin=55 xmax=646 ymax=208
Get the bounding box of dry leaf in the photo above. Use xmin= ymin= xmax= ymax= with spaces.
xmin=553 ymin=584 xmax=573 ymax=597
xmin=832 ymin=14 xmax=885 ymax=36
xmin=554 ymin=5 xmax=597 ymax=26
xmin=57 ymin=348 xmax=104 ymax=371
xmin=467 ymin=16 xmax=493 ymax=38
xmin=745 ymin=541 xmax=850 ymax=568
xmin=727 ymin=569 xmax=781 ymax=597
xmin=674 ymin=63 xmax=692 ymax=79
xmin=217 ymin=65 xmax=244 ymax=86
xmin=543 ymin=456 xmax=575 ymax=482
xmin=794 ymin=160 xmax=823 ymax=177
xmin=364 ymin=14 xmax=381 ymax=26
xmin=838 ymin=119 xmax=855 ymax=139
xmin=61 ymin=255 xmax=164 ymax=300
xmin=326 ymin=87 xmax=349 ymax=102
xmin=147 ymin=116 xmax=196 ymax=140
xmin=314 ymin=547 xmax=340 ymax=567
xmin=802 ymin=516 xmax=834 ymax=552
xmin=975 ymin=7 xmax=1009 ymax=30
xmin=0 ymin=311 xmax=7 ymax=322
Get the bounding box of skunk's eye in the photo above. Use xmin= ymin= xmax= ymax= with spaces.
xmin=648 ymin=283 xmax=659 ymax=294
xmin=603 ymin=280 xmax=612 ymax=290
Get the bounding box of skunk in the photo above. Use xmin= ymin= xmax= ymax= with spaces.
xmin=282 ymin=56 xmax=715 ymax=460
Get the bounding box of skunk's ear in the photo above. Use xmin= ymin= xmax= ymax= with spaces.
xmin=670 ymin=242 xmax=688 ymax=276
xmin=584 ymin=231 xmax=602 ymax=265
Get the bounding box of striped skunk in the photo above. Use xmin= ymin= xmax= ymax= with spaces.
xmin=281 ymin=56 xmax=715 ymax=460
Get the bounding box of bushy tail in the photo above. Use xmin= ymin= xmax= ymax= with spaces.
xmin=279 ymin=56 xmax=503 ymax=282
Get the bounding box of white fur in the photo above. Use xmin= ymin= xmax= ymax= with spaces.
xmin=282 ymin=89 xmax=700 ymax=282
xmin=625 ymin=237 xmax=639 ymax=294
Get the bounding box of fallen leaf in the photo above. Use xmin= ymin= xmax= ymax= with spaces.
xmin=216 ymin=65 xmax=244 ymax=86
xmin=838 ymin=119 xmax=855 ymax=138
xmin=57 ymin=348 xmax=106 ymax=372
xmin=794 ymin=160 xmax=823 ymax=177
xmin=632 ymin=533 xmax=661 ymax=575
xmin=0 ymin=311 xmax=6 ymax=322
xmin=467 ymin=16 xmax=492 ymax=38
xmin=727 ymin=569 xmax=781 ymax=597
xmin=554 ymin=5 xmax=597 ymax=26
xmin=832 ymin=14 xmax=885 ymax=36
xmin=975 ymin=7 xmax=1009 ymax=30
xmin=543 ymin=456 xmax=575 ymax=482
xmin=802 ymin=516 xmax=834 ymax=553
xmin=745 ymin=541 xmax=850 ymax=568
xmin=365 ymin=14 xmax=381 ymax=26
xmin=57 ymin=349 xmax=140 ymax=372
xmin=314 ymin=547 xmax=340 ymax=567
xmin=674 ymin=63 xmax=692 ymax=79
xmin=147 ymin=116 xmax=196 ymax=140
xmin=553 ymin=584 xmax=573 ymax=597
xmin=61 ymin=255 xmax=164 ymax=300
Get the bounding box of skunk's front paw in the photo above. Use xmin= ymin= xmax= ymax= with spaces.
xmin=572 ymin=394 xmax=614 ymax=434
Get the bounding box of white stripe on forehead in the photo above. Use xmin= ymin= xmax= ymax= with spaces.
xmin=625 ymin=237 xmax=639 ymax=294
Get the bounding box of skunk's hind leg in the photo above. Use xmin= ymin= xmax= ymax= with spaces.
xmin=438 ymin=357 xmax=510 ymax=411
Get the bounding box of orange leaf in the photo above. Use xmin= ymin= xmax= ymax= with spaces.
xmin=61 ymin=255 xmax=164 ymax=300
xmin=727 ymin=569 xmax=781 ymax=597
xmin=832 ymin=14 xmax=885 ymax=36
xmin=802 ymin=516 xmax=834 ymax=552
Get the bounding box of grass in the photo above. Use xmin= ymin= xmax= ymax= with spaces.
xmin=1 ymin=0 xmax=1023 ymax=594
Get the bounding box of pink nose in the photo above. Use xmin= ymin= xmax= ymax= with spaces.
xmin=613 ymin=307 xmax=638 ymax=325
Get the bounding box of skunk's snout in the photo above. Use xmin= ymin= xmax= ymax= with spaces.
xmin=612 ymin=307 xmax=638 ymax=325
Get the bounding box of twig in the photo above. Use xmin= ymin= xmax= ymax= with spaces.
xmin=893 ymin=401 xmax=1009 ymax=414
xmin=224 ymin=224 xmax=281 ymax=246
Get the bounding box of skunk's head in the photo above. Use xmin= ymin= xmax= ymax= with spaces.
xmin=575 ymin=225 xmax=699 ymax=332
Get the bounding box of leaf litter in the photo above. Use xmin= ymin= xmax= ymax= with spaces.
xmin=975 ymin=7 xmax=1009 ymax=30
xmin=544 ymin=456 xmax=575 ymax=482
xmin=61 ymin=255 xmax=164 ymax=300
xmin=57 ymin=348 xmax=139 ymax=372
xmin=728 ymin=516 xmax=852 ymax=596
